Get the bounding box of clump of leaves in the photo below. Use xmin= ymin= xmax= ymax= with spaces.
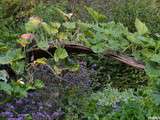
xmin=0 ymin=79 xmax=44 ymax=105
xmin=1 ymin=7 xmax=160 ymax=115
xmin=63 ymin=85 xmax=140 ymax=120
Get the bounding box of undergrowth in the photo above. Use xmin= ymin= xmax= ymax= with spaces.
xmin=0 ymin=1 xmax=160 ymax=120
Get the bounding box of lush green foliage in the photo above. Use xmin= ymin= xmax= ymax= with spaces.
xmin=63 ymin=86 xmax=160 ymax=120
xmin=0 ymin=1 xmax=160 ymax=119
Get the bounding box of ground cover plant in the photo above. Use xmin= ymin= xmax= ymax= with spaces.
xmin=0 ymin=0 xmax=160 ymax=120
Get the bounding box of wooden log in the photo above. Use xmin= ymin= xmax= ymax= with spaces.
xmin=2 ymin=44 xmax=145 ymax=79
xmin=27 ymin=44 xmax=145 ymax=69
xmin=104 ymin=51 xmax=145 ymax=69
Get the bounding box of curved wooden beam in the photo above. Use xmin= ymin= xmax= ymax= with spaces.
xmin=27 ymin=44 xmax=145 ymax=69
xmin=104 ymin=52 xmax=145 ymax=69
xmin=1 ymin=44 xmax=145 ymax=79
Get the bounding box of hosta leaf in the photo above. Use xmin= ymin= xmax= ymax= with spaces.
xmin=54 ymin=47 xmax=68 ymax=62
xmin=135 ymin=18 xmax=149 ymax=35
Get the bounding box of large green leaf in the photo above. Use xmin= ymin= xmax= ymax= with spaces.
xmin=54 ymin=47 xmax=68 ymax=62
xmin=135 ymin=18 xmax=149 ymax=35
xmin=0 ymin=49 xmax=24 ymax=64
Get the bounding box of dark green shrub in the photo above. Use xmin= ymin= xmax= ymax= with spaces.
xmin=63 ymin=86 xmax=160 ymax=120
xmin=107 ymin=100 xmax=147 ymax=120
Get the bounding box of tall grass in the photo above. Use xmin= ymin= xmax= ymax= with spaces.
xmin=76 ymin=0 xmax=160 ymax=34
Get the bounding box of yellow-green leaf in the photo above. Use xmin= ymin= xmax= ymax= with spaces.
xmin=34 ymin=58 xmax=47 ymax=65
xmin=135 ymin=18 xmax=149 ymax=35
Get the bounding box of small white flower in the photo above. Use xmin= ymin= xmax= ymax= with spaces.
xmin=17 ymin=79 xmax=25 ymax=85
